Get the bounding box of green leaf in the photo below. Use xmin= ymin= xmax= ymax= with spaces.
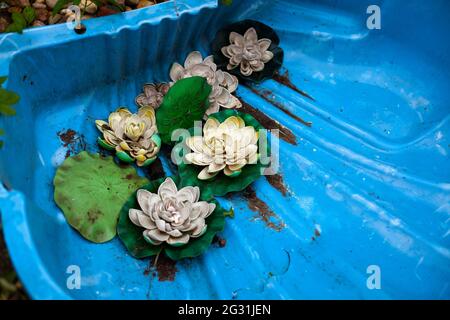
xmin=178 ymin=109 xmax=270 ymax=197
xmin=0 ymin=103 xmax=16 ymax=116
xmin=5 ymin=22 xmax=24 ymax=34
xmin=0 ymin=87 xmax=20 ymax=116
xmin=156 ymin=76 xmax=211 ymax=144
xmin=0 ymin=77 xmax=7 ymax=86
xmin=53 ymin=151 xmax=149 ymax=243
xmin=23 ymin=7 xmax=36 ymax=25
xmin=52 ymin=0 xmax=71 ymax=16
xmin=107 ymin=0 xmax=125 ymax=11
xmin=11 ymin=12 xmax=27 ymax=29
xmin=73 ymin=0 xmax=81 ymax=5
xmin=0 ymin=88 xmax=20 ymax=106
xmin=117 ymin=177 xmax=226 ymax=260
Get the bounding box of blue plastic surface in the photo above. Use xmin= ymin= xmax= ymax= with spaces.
xmin=0 ymin=0 xmax=449 ymax=299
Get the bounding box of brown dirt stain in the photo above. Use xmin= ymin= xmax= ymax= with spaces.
xmin=242 ymin=187 xmax=285 ymax=232
xmin=273 ymin=69 xmax=316 ymax=101
xmin=246 ymin=85 xmax=312 ymax=128
xmin=212 ymin=235 xmax=227 ymax=248
xmin=238 ymin=97 xmax=297 ymax=145
xmin=145 ymin=254 xmax=178 ymax=282
xmin=57 ymin=129 xmax=86 ymax=158
xmin=311 ymin=227 xmax=321 ymax=241
xmin=265 ymin=173 xmax=289 ymax=197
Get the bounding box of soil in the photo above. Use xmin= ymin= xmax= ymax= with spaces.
xmin=0 ymin=0 xmax=168 ymax=33
xmin=0 ymin=223 xmax=28 ymax=300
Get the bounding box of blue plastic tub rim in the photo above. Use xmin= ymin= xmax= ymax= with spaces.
xmin=0 ymin=0 xmax=218 ymax=76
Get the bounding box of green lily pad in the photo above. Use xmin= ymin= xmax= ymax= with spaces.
xmin=117 ymin=177 xmax=226 ymax=260
xmin=53 ymin=151 xmax=148 ymax=243
xmin=177 ymin=109 xmax=271 ymax=197
xmin=156 ymin=76 xmax=211 ymax=144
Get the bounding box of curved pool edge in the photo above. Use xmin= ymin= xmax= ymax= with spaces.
xmin=0 ymin=184 xmax=71 ymax=299
xmin=0 ymin=0 xmax=218 ymax=76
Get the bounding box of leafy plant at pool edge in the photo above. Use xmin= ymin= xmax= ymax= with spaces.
xmin=177 ymin=109 xmax=271 ymax=197
xmin=156 ymin=76 xmax=212 ymax=144
xmin=52 ymin=0 xmax=125 ymax=16
xmin=117 ymin=177 xmax=226 ymax=260
xmin=0 ymin=77 xmax=19 ymax=148
xmin=53 ymin=151 xmax=148 ymax=243
xmin=211 ymin=19 xmax=284 ymax=83
xmin=5 ymin=6 xmax=36 ymax=34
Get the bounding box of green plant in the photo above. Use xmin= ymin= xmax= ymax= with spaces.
xmin=0 ymin=77 xmax=19 ymax=148
xmin=53 ymin=152 xmax=149 ymax=243
xmin=117 ymin=177 xmax=226 ymax=260
xmin=52 ymin=0 xmax=125 ymax=16
xmin=5 ymin=7 xmax=36 ymax=34
xmin=156 ymin=76 xmax=212 ymax=144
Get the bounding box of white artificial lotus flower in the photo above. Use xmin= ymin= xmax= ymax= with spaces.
xmin=169 ymin=51 xmax=241 ymax=116
xmin=95 ymin=107 xmax=161 ymax=166
xmin=135 ymin=83 xmax=170 ymax=109
xmin=185 ymin=116 xmax=259 ymax=180
xmin=129 ymin=178 xmax=216 ymax=246
xmin=221 ymin=27 xmax=274 ymax=76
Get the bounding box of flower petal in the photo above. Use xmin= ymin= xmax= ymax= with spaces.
xmin=229 ymin=31 xmax=244 ymax=46
xmin=177 ymin=186 xmax=200 ymax=203
xmin=261 ymin=50 xmax=274 ymax=63
xmin=198 ymin=166 xmax=219 ymax=180
xmin=157 ymin=178 xmax=178 ymax=200
xmin=204 ymin=102 xmax=221 ymax=117
xmin=167 ymin=229 xmax=183 ymax=238
xmin=185 ymin=152 xmax=213 ymax=166
xmin=146 ymin=229 xmax=169 ymax=243
xmin=258 ymin=38 xmax=272 ymax=52
xmin=169 ymin=62 xmax=185 ymax=81
xmin=244 ymin=27 xmax=258 ymax=43
xmin=143 ymin=230 xmax=162 ymax=245
xmin=186 ymin=136 xmax=213 ymax=156
xmin=129 ymin=208 xmax=157 ymax=230
xmin=167 ymin=234 xmax=190 ymax=246
xmin=137 ymin=189 xmax=159 ymax=214
xmin=184 ymin=51 xmax=203 ymax=69
xmin=208 ymin=162 xmax=226 ymax=173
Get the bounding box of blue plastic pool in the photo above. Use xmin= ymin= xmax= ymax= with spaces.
xmin=0 ymin=0 xmax=449 ymax=299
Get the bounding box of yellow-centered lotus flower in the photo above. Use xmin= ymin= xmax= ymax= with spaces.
xmin=185 ymin=116 xmax=259 ymax=180
xmin=95 ymin=107 xmax=161 ymax=167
